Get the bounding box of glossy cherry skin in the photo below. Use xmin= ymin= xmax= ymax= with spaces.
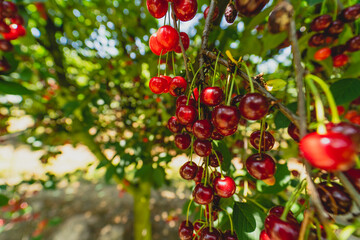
xmin=0 ymin=21 xmax=10 ymax=33
xmin=314 ymin=47 xmax=331 ymax=61
xmin=327 ymin=122 xmax=360 ymax=152
xmin=180 ymin=161 xmax=198 ymax=180
xmin=185 ymin=123 xmax=193 ymax=133
xmin=193 ymin=139 xmax=212 ymax=157
xmin=175 ymin=133 xmax=191 ymax=150
xmin=264 ymin=214 xmax=300 ymax=240
xmin=287 ymin=122 xmax=300 ymax=142
xmin=174 ymin=32 xmax=190 ymax=53
xmin=2 ymin=24 xmax=19 ymax=40
xmin=216 ymin=125 xmax=238 ymax=136
xmin=245 ymin=153 xmax=276 ymax=180
xmin=211 ymin=128 xmax=224 ymax=140
xmin=160 ymin=75 xmax=172 ymax=93
xmin=201 ymin=87 xmax=224 ymax=106
xmin=2 ymin=1 xmax=17 ymax=17
xmin=311 ymin=15 xmax=332 ymax=32
xmin=179 ymin=220 xmax=194 ymax=240
xmin=11 ymin=15 xmax=25 ymax=25
xmin=0 ymin=39 xmax=13 ymax=52
xmin=149 ymin=76 xmax=168 ymax=94
xmin=223 ymin=230 xmax=238 ymax=240
xmin=193 ymin=120 xmax=213 ymax=140
xmin=212 ymin=105 xmax=240 ymax=130
xmin=157 ymin=25 xmax=179 ymax=51
xmin=268 ymin=206 xmax=297 ymax=224
xmin=167 ymin=116 xmax=183 ymax=133
xmin=339 ymin=4 xmax=360 ymax=22
xmin=344 ymin=169 xmax=360 ymax=193
xmin=326 ymin=20 xmax=344 ymax=35
xmin=317 ymin=182 xmax=352 ymax=215
xmin=260 ymin=230 xmax=271 ymax=240
xmin=249 ymin=131 xmax=275 ymax=151
xmin=346 ymin=35 xmax=360 ymax=52
xmin=308 ymin=33 xmax=325 ymax=47
xmin=209 ymin=151 xmax=223 ymax=167
xmin=149 ymin=33 xmax=167 ymax=56
xmin=300 ymin=132 xmax=356 ymax=171
xmin=146 ymin=0 xmax=168 ymax=18
xmin=176 ymin=95 xmax=196 ymax=108
xmin=176 ymin=105 xmax=197 ymax=125
xmin=204 ymin=6 xmax=219 ymax=21
xmin=234 ymin=0 xmax=269 ymax=17
xmin=333 ymin=54 xmax=349 ymax=67
xmin=173 ymin=0 xmax=198 ymax=22
xmin=239 ymin=93 xmax=269 ymax=120
xmin=193 ymin=183 xmax=214 ymax=205
xmin=169 ymin=76 xmax=187 ymax=97
xmin=200 ymin=227 xmax=222 ymax=240
xmin=193 ymin=166 xmax=204 ymax=183
xmin=213 ymin=176 xmax=236 ymax=198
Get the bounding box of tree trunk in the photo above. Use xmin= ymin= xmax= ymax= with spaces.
xmin=132 ymin=181 xmax=152 ymax=240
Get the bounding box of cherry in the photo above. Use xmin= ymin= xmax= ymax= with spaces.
xmin=317 ymin=182 xmax=352 ymax=215
xmin=192 ymin=120 xmax=213 ymax=140
xmin=211 ymin=105 xmax=240 ymax=130
xmin=260 ymin=230 xmax=271 ymax=240
xmin=11 ymin=15 xmax=25 ymax=25
xmin=326 ymin=20 xmax=344 ymax=35
xmin=209 ymin=171 xmax=221 ymax=182
xmin=0 ymin=21 xmax=10 ymax=33
xmin=338 ymin=4 xmax=360 ymax=22
xmin=2 ymin=24 xmax=19 ymax=40
xmin=0 ymin=58 xmax=11 ymax=72
xmin=211 ymin=128 xmax=224 ymax=140
xmin=200 ymin=87 xmax=224 ymax=106
xmin=330 ymin=45 xmax=346 ymax=57
xmin=351 ymin=96 xmax=360 ymax=105
xmin=314 ymin=47 xmax=331 ymax=61
xmin=169 ymin=76 xmax=187 ymax=97
xmin=157 ymin=25 xmax=179 ymax=51
xmin=193 ymin=183 xmax=214 ymax=205
xmin=149 ymin=76 xmax=168 ymax=94
xmin=179 ymin=220 xmax=194 ymax=240
xmin=146 ymin=0 xmax=168 ymax=18
xmin=351 ymin=115 xmax=360 ymax=125
xmin=173 ymin=0 xmax=198 ymax=22
xmin=230 ymin=94 xmax=243 ymax=106
xmin=209 ymin=151 xmax=223 ymax=167
xmin=180 ymin=161 xmax=198 ymax=180
xmin=176 ymin=95 xmax=196 ymax=108
xmin=193 ymin=166 xmax=204 ymax=183
xmin=193 ymin=87 xmax=199 ymax=101
xmin=249 ymin=130 xmax=275 ymax=151
xmin=176 ymin=105 xmax=197 ymax=125
xmin=333 ymin=54 xmax=349 ymax=67
xmin=185 ymin=123 xmax=193 ymax=133
xmin=160 ymin=75 xmax=172 ymax=93
xmin=216 ymin=125 xmax=238 ymax=136
xmin=194 ymin=221 xmax=204 ymax=233
xmin=346 ymin=35 xmax=360 ymax=52
xmin=345 ymin=110 xmax=358 ymax=121
xmin=223 ymin=230 xmax=238 ymax=240
xmin=245 ymin=153 xmax=276 ymax=180
xmin=199 ymin=227 xmax=222 ymax=240
xmin=174 ymin=32 xmax=190 ymax=53
xmin=311 ymin=15 xmax=332 ymax=32
xmin=213 ymin=176 xmax=236 ymax=198
xmin=344 ymin=169 xmax=360 ymax=193
xmin=0 ymin=40 xmax=13 ymax=52
xmin=234 ymin=0 xmax=269 ymax=17
xmin=204 ymin=6 xmax=219 ymax=22
xmin=287 ymin=122 xmax=300 ymax=142
xmin=239 ymin=93 xmax=269 ymax=120
xmin=2 ymin=1 xmax=18 ymax=17
xmin=204 ymin=205 xmax=218 ymax=221
xmin=264 ymin=214 xmax=300 ymax=240
xmin=167 ymin=116 xmax=183 ymax=133
xmin=299 ymin=132 xmax=356 ymax=171
xmin=327 ymin=122 xmax=360 ymax=151
xmin=175 ymin=133 xmax=191 ymax=150
xmin=149 ymin=33 xmax=167 ymax=56
xmin=268 ymin=206 xmax=297 ymax=224
xmin=225 ymin=2 xmax=237 ymax=24
xmin=193 ymin=139 xmax=212 ymax=157
xmin=308 ymin=33 xmax=325 ymax=47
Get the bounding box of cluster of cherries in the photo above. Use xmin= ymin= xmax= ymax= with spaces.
xmin=0 ymin=1 xmax=26 ymax=72
xmin=309 ymin=4 xmax=360 ymax=67
xmin=344 ymin=96 xmax=360 ymax=125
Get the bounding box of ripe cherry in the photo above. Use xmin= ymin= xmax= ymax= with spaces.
xmin=149 ymin=76 xmax=168 ymax=94
xmin=326 ymin=20 xmax=344 ymax=35
xmin=314 ymin=47 xmax=331 ymax=61
xmin=234 ymin=0 xmax=269 ymax=17
xmin=2 ymin=24 xmax=19 ymax=40
xmin=192 ymin=119 xmax=213 ymax=140
xmin=176 ymin=95 xmax=196 ymax=108
xmin=146 ymin=0 xmax=168 ymax=19
xmin=199 ymin=227 xmax=222 ymax=240
xmin=308 ymin=33 xmax=325 ymax=47
xmin=249 ymin=130 xmax=275 ymax=151
xmin=260 ymin=230 xmax=271 ymax=240
xmin=200 ymin=87 xmax=224 ymax=106
xmin=176 ymin=105 xmax=197 ymax=125
xmin=11 ymin=15 xmax=25 ymax=25
xmin=268 ymin=206 xmax=297 ymax=224
xmin=204 ymin=6 xmax=219 ymax=21
xmin=344 ymin=169 xmax=360 ymax=193
xmin=193 ymin=139 xmax=212 ymax=157
xmin=225 ymin=2 xmax=237 ymax=24
xmin=160 ymin=75 xmax=172 ymax=93
xmin=178 ymin=220 xmax=194 ymax=240
xmin=193 ymin=166 xmax=204 ymax=183
xmin=0 ymin=21 xmax=10 ymax=33
xmin=0 ymin=40 xmax=13 ymax=52
xmin=180 ymin=161 xmax=198 ymax=180
xmin=300 ymin=132 xmax=356 ymax=171
xmin=333 ymin=54 xmax=349 ymax=67
xmin=223 ymin=230 xmax=238 ymax=240
xmin=211 ymin=105 xmax=240 ymax=130
xmin=209 ymin=151 xmax=223 ymax=167
xmin=317 ymin=182 xmax=352 ymax=215
xmin=211 ymin=128 xmax=224 ymax=140
xmin=157 ymin=25 xmax=179 ymax=51
xmin=338 ymin=4 xmax=360 ymax=22
xmin=239 ymin=93 xmax=269 ymax=120
xmin=246 ymin=153 xmax=276 ymax=180
xmin=331 ymin=44 xmax=346 ymax=57
xmin=311 ymin=15 xmax=332 ymax=32
xmin=169 ymin=76 xmax=187 ymax=97
xmin=185 ymin=123 xmax=193 ymax=133
xmin=264 ymin=214 xmax=300 ymax=240
xmin=231 ymin=94 xmax=243 ymax=106
xmin=149 ymin=33 xmax=167 ymax=56
xmin=287 ymin=122 xmax=300 ymax=142
xmin=175 ymin=133 xmax=191 ymax=150
xmin=213 ymin=176 xmax=236 ymax=198
xmin=327 ymin=122 xmax=360 ymax=151
xmin=173 ymin=0 xmax=198 ymax=22
xmin=193 ymin=183 xmax=214 ymax=205
xmin=174 ymin=32 xmax=190 ymax=53
xmin=216 ymin=125 xmax=238 ymax=136
xmin=2 ymin=1 xmax=18 ymax=17
xmin=167 ymin=116 xmax=183 ymax=133
xmin=346 ymin=35 xmax=360 ymax=52
xmin=204 ymin=205 xmax=218 ymax=221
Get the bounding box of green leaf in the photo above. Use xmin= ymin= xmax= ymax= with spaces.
xmin=256 ymin=164 xmax=291 ymax=194
xmin=266 ymin=79 xmax=287 ymax=91
xmin=274 ymin=102 xmax=297 ymax=129
xmin=233 ymin=201 xmax=266 ymax=240
xmin=152 ymin=166 xmax=165 ymax=188
xmin=0 ymin=194 xmax=9 ymax=206
xmin=330 ymin=78 xmax=360 ymax=105
xmin=306 ymin=0 xmax=324 ymax=6
xmin=104 ymin=166 xmax=115 ymax=183
xmin=261 ymin=32 xmax=288 ymax=55
xmin=247 ymin=4 xmax=276 ymax=31
xmin=0 ymin=79 xmax=33 ymax=95
xmin=213 ymin=140 xmax=231 ymax=172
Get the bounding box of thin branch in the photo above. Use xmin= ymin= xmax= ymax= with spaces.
xmin=336 ymin=172 xmax=360 ymax=207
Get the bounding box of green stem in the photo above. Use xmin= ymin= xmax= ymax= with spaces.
xmin=227 ymin=66 xmax=238 ymax=105
xmin=244 ymin=197 xmax=267 ymax=212
xmin=186 ymin=198 xmax=194 ymax=225
xmin=187 ymin=64 xmax=205 ymax=105
xmin=198 ymin=85 xmax=202 ymax=119
xmin=280 ymin=179 xmax=307 ymax=221
xmin=157 ymin=51 xmax=163 ymax=77
xmin=240 ymin=62 xmax=254 ymax=93
xmin=333 ymin=0 xmax=338 ymax=19
xmin=223 ymin=208 xmax=234 ymax=234
xmin=225 ymin=73 xmax=231 ymax=102
xmin=165 ymin=51 xmax=169 ymax=76
xmin=189 ymin=136 xmax=194 ymax=164
xmin=209 ymin=204 xmax=212 ymax=232
xmin=204 ymin=158 xmax=209 ymax=186
xmin=306 ymin=87 xmax=311 ymax=124
xmin=172 ymin=52 xmax=176 ymax=76
xmin=258 ymin=119 xmax=266 ymax=154
xmin=321 ymin=0 xmax=328 ymax=15
xmin=212 ymin=149 xmax=224 ymax=178
xmin=212 ymin=52 xmax=221 ymax=86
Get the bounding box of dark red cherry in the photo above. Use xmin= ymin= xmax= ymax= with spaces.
xmin=2 ymin=1 xmax=18 ymax=17
xmin=249 ymin=130 xmax=275 ymax=151
xmin=311 ymin=15 xmax=332 ymax=32
xmin=200 ymin=87 xmax=224 ymax=106
xmin=317 ymin=182 xmax=352 ymax=215
xmin=327 ymin=122 xmax=360 ymax=151
xmin=210 ymin=171 xmax=221 ymax=182
xmin=308 ymin=33 xmax=325 ymax=47
xmin=0 ymin=40 xmax=13 ymax=52
xmin=344 ymin=169 xmax=360 ymax=193
xmin=216 ymin=125 xmax=238 ymax=136
xmin=231 ymin=94 xmax=243 ymax=106
xmin=268 ymin=206 xmax=298 ymax=224
xmin=326 ymin=20 xmax=344 ymax=35
xmin=149 ymin=76 xmax=168 ymax=94
xmin=174 ymin=32 xmax=190 ymax=53
xmin=211 ymin=128 xmax=224 ymax=140
xmin=167 ymin=116 xmax=183 ymax=133
xmin=331 ymin=44 xmax=346 ymax=57
xmin=212 ymin=105 xmax=240 ymax=130
xmin=0 ymin=58 xmax=11 ymax=72
xmin=185 ymin=123 xmax=193 ymax=133
xmin=338 ymin=4 xmax=360 ymax=22
xmin=193 ymin=183 xmax=214 ymax=205
xmin=213 ymin=176 xmax=236 ymax=198
xmin=204 ymin=6 xmax=219 ymax=22
xmin=0 ymin=21 xmax=10 ymax=33
xmin=209 ymin=151 xmax=223 ymax=167
xmin=173 ymin=0 xmax=198 ymax=22
xmin=234 ymin=0 xmax=269 ymax=17
xmin=200 ymin=227 xmax=222 ymax=240
xmin=176 ymin=95 xmax=196 ymax=108
xmin=169 ymin=76 xmax=187 ymax=97
xmin=333 ymin=54 xmax=349 ymax=67
xmin=2 ymin=24 xmax=19 ymax=41
xmin=11 ymin=15 xmax=25 ymax=25
xmin=245 ymin=153 xmax=276 ymax=180
xmin=346 ymin=35 xmax=360 ymax=52
xmin=223 ymin=230 xmax=238 ymax=240
xmin=287 ymin=122 xmax=300 ymax=142
xmin=146 ymin=0 xmax=168 ymax=18
xmin=175 ymin=133 xmax=191 ymax=150
xmin=300 ymin=132 xmax=356 ymax=171
xmin=149 ymin=33 xmax=167 ymax=56
xmin=193 ymin=139 xmax=212 ymax=157
xmin=264 ymin=214 xmax=300 ymax=240
xmin=193 ymin=166 xmax=204 ymax=183
xmin=225 ymin=2 xmax=237 ymax=24
xmin=180 ymin=161 xmax=198 ymax=180
xmin=179 ymin=220 xmax=194 ymax=240
xmin=193 ymin=120 xmax=213 ymax=140
xmin=260 ymin=230 xmax=271 ymax=240
xmin=160 ymin=75 xmax=172 ymax=93
xmin=239 ymin=93 xmax=269 ymax=120
xmin=157 ymin=25 xmax=179 ymax=51
xmin=176 ymin=105 xmax=197 ymax=125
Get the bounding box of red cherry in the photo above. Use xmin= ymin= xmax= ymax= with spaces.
xmin=231 ymin=94 xmax=243 ymax=106
xmin=288 ymin=122 xmax=300 ymax=142
xmin=200 ymin=87 xmax=224 ymax=106
xmin=175 ymin=133 xmax=191 ymax=150
xmin=13 ymin=24 xmax=26 ymax=37
xmin=2 ymin=24 xmax=19 ymax=40
xmin=234 ymin=0 xmax=269 ymax=17
xmin=199 ymin=227 xmax=222 ymax=240
xmin=314 ymin=47 xmax=331 ymax=61
xmin=193 ymin=166 xmax=204 ymax=183
xmin=213 ymin=176 xmax=236 ymax=198
xmin=0 ymin=21 xmax=10 ymax=33
xmin=149 ymin=76 xmax=168 ymax=94
xmin=317 ymin=182 xmax=352 ymax=215
xmin=209 ymin=151 xmax=223 ymax=167
xmin=149 ymin=33 xmax=167 ymax=56
xmin=176 ymin=105 xmax=197 ymax=125
xmin=169 ymin=76 xmax=187 ymax=97
xmin=311 ymin=15 xmax=332 ymax=32
xmin=193 ymin=87 xmax=199 ymax=101
xmin=223 ymin=230 xmax=238 ymax=240
xmin=173 ymin=0 xmax=198 ymax=22
xmin=204 ymin=205 xmax=218 ymax=221
xmin=174 ymin=32 xmax=190 ymax=53
xmin=300 ymin=132 xmax=356 ymax=171
xmin=326 ymin=20 xmax=344 ymax=35
xmin=180 ymin=161 xmax=198 ymax=180
xmin=249 ymin=130 xmax=275 ymax=151
xmin=260 ymin=230 xmax=271 ymax=240
xmin=193 ymin=183 xmax=214 ymax=205
xmin=338 ymin=4 xmax=360 ymax=22
xmin=245 ymin=153 xmax=276 ymax=180
xmin=176 ymin=95 xmax=196 ymax=108
xmin=327 ymin=122 xmax=360 ymax=152
xmin=193 ymin=139 xmax=212 ymax=157
xmin=0 ymin=40 xmax=13 ymax=52
xmin=211 ymin=128 xmax=224 ymax=140
xmin=2 ymin=1 xmax=18 ymax=17
xmin=167 ymin=116 xmax=183 ymax=133
xmin=264 ymin=215 xmax=300 ymax=240
xmin=351 ymin=115 xmax=360 ymax=125
xmin=333 ymin=54 xmax=349 ymax=67
xmin=345 ymin=110 xmax=358 ymax=121
xmin=346 ymin=35 xmax=360 ymax=52
xmin=210 ymin=171 xmax=221 ymax=182
xmin=179 ymin=220 xmax=194 ymax=240
xmin=268 ymin=206 xmax=298 ymax=224
xmin=351 ymin=96 xmax=360 ymax=105
xmin=185 ymin=123 xmax=193 ymax=133
xmin=216 ymin=125 xmax=238 ymax=136
xmin=146 ymin=0 xmax=168 ymax=19
xmin=211 ymin=105 xmax=240 ymax=130
xmin=204 ymin=6 xmax=219 ymax=22
xmin=157 ymin=25 xmax=179 ymax=51
xmin=11 ymin=15 xmax=25 ymax=25
xmin=308 ymin=33 xmax=325 ymax=47
xmin=160 ymin=75 xmax=172 ymax=93
xmin=239 ymin=93 xmax=269 ymax=120
xmin=344 ymin=169 xmax=360 ymax=193
xmin=192 ymin=119 xmax=213 ymax=140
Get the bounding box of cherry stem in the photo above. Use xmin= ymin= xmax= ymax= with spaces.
xmin=172 ymin=52 xmax=175 ymax=76
xmin=306 ymin=88 xmax=311 ymax=124
xmin=212 ymin=149 xmax=224 ymax=178
xmin=226 ymin=67 xmax=238 ymax=106
xmin=243 ymin=196 xmax=267 ymax=212
xmin=333 ymin=0 xmax=338 ymax=20
xmin=225 ymin=73 xmax=231 ymax=103
xmin=294 ymin=196 xmax=309 ymax=218
xmin=212 ymin=52 xmax=221 ymax=86
xmin=186 ymin=198 xmax=194 ymax=225
xmin=165 ymin=52 xmax=169 ymax=76
xmin=222 ymin=208 xmax=234 ymax=234
xmin=204 ymin=157 xmax=209 ymax=186
xmin=189 ymin=136 xmax=194 ymax=164
xmin=280 ymin=179 xmax=307 ymax=221
xmin=307 ymin=74 xmax=340 ymax=124
xmin=305 ymin=77 xmax=326 ymax=135
xmin=209 ymin=203 xmax=212 ymax=232
xmin=320 ymin=0 xmax=327 ymax=15
xmin=157 ymin=51 xmax=163 ymax=77
xmin=187 ymin=64 xmax=204 ymax=105
xmin=240 ymin=62 xmax=254 ymax=93
xmin=198 ymin=85 xmax=202 ymax=119
xmin=258 ymin=119 xmax=266 ymax=154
